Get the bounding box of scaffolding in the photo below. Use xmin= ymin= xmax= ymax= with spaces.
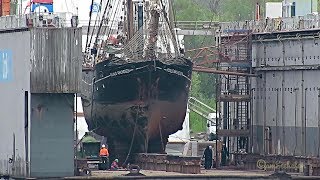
xmin=215 ymin=30 xmax=252 ymax=156
xmin=185 ymin=29 xmax=253 ymax=163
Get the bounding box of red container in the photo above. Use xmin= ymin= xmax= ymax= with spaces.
xmin=0 ymin=0 xmax=10 ymax=16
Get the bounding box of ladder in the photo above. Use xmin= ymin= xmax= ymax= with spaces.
xmin=188 ymin=97 xmax=216 ymax=125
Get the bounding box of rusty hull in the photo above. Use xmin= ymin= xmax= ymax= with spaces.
xmin=81 ymin=57 xmax=193 ymax=164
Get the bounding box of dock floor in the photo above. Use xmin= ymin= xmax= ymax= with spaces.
xmin=63 ymin=169 xmax=316 ymax=179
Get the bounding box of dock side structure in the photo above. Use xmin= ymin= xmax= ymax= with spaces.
xmin=182 ymin=14 xmax=320 ymax=169
xmin=0 ymin=14 xmax=82 ymax=178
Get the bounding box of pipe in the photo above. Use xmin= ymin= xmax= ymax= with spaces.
xmin=281 ymin=73 xmax=285 ymax=155
xmin=24 ymin=91 xmax=29 ymax=177
xmin=75 ymin=94 xmax=78 ymax=157
xmin=263 ymin=72 xmax=267 ymax=154
xmin=276 ymin=88 xmax=280 ymax=155
xmin=281 ymin=40 xmax=286 ymax=155
xmin=193 ymin=66 xmax=257 ymax=77
xmin=294 ymin=88 xmax=298 ymax=155
xmin=301 ymin=71 xmax=305 ymax=156
xmin=304 ymin=88 xmax=307 ymax=156
xmin=262 ymin=42 xmax=267 ymax=154
xmin=253 ymin=35 xmax=316 ymax=43
xmin=250 ymin=88 xmax=254 ymax=153
xmin=318 ymin=89 xmax=320 ymax=157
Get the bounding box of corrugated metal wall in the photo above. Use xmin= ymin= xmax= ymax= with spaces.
xmin=30 ymin=94 xmax=74 ymax=177
xmin=252 ymin=31 xmax=320 ymax=157
xmin=0 ymin=27 xmax=81 ymax=178
xmin=0 ymin=30 xmax=30 ymax=177
xmin=30 ymin=28 xmax=82 ymax=93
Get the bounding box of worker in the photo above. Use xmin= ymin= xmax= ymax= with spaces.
xmin=239 ymin=127 xmax=247 ymax=151
xmin=110 ymin=159 xmax=119 ymax=170
xmin=221 ymin=144 xmax=229 ymax=166
xmin=91 ymin=43 xmax=98 ymax=56
xmin=203 ymin=145 xmax=213 ymax=170
xmin=99 ymin=144 xmax=109 ymax=170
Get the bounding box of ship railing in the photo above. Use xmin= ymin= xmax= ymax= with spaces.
xmin=26 ymin=12 xmax=75 ymax=28
xmin=174 ymin=21 xmax=220 ymax=30
xmin=175 ymin=14 xmax=320 ymax=35
xmin=0 ymin=14 xmax=27 ymax=30
xmin=188 ymin=97 xmax=216 ymax=125
xmin=2 ymin=13 xmax=319 ymax=32
xmin=0 ymin=12 xmax=77 ymax=30
xmin=34 ymin=14 xmax=320 ymax=32
xmin=222 ymin=14 xmax=320 ymax=33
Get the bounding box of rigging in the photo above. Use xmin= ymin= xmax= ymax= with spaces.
xmin=85 ymin=0 xmax=96 ymax=54
xmin=88 ymin=0 xmax=104 ymax=48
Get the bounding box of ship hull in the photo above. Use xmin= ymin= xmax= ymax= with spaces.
xmin=81 ymin=57 xmax=192 ymax=163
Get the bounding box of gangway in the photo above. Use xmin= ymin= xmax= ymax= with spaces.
xmin=188 ymin=97 xmax=216 ymax=125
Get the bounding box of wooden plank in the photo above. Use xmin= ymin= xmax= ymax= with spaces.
xmin=219 ymin=94 xmax=251 ymax=102
xmin=75 ymin=112 xmax=84 ymax=117
xmin=217 ymin=129 xmax=250 ymax=137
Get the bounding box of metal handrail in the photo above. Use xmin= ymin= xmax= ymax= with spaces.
xmin=188 ymin=97 xmax=216 ymax=124
xmin=1 ymin=13 xmax=320 ymax=33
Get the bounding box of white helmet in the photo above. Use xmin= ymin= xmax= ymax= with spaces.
xmin=102 ymin=144 xmax=106 ymax=148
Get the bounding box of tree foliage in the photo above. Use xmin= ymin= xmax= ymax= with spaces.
xmin=174 ymin=0 xmax=280 ymax=132
xmin=173 ymin=0 xmax=215 ymax=21
xmin=173 ymin=0 xmax=218 ymax=132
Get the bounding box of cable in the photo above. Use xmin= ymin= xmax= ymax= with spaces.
xmin=85 ymin=0 xmax=96 ymax=53
xmin=70 ymin=0 xmax=76 ymax=11
xmin=92 ymin=0 xmax=112 ymax=66
xmin=159 ymin=0 xmax=179 ymax=55
xmin=64 ymin=0 xmax=69 ymax=13
xmin=171 ymin=0 xmax=180 ymax=48
xmin=100 ymin=0 xmax=123 ymax=59
xmin=122 ymin=110 xmax=138 ymax=167
xmin=105 ymin=0 xmax=122 ymax=40
xmin=95 ymin=1 xmax=110 ymax=44
xmin=159 ymin=121 xmax=165 ymax=152
xmin=88 ymin=0 xmax=104 ymax=47
xmin=89 ymin=77 xmax=96 ymax=124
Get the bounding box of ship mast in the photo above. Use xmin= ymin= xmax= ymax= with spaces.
xmin=126 ymin=0 xmax=134 ymax=40
xmin=145 ymin=0 xmax=161 ymax=59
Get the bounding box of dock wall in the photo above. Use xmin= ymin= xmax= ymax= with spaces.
xmin=0 ymin=27 xmax=82 ymax=178
xmin=252 ymin=30 xmax=320 ymax=157
xmin=30 ymin=94 xmax=74 ymax=177
xmin=0 ymin=30 xmax=30 ymax=177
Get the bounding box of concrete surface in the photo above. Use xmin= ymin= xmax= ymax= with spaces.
xmin=64 ymin=169 xmax=275 ymax=179
xmin=62 ymin=168 xmax=320 ymax=179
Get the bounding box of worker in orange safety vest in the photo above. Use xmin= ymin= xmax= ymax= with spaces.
xmin=99 ymin=144 xmax=109 ymax=170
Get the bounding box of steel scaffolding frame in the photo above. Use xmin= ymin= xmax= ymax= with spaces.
xmin=215 ymin=30 xmax=253 ymax=162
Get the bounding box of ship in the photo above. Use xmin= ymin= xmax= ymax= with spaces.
xmin=81 ymin=0 xmax=193 ymax=163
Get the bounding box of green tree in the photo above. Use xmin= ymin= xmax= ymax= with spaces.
xmin=173 ymin=0 xmax=214 ymax=21
xmin=174 ymin=0 xmax=275 ymax=132
xmin=173 ymin=0 xmax=218 ymax=133
xmin=218 ymin=0 xmax=255 ymax=21
xmin=189 ymin=72 xmax=201 ymax=98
